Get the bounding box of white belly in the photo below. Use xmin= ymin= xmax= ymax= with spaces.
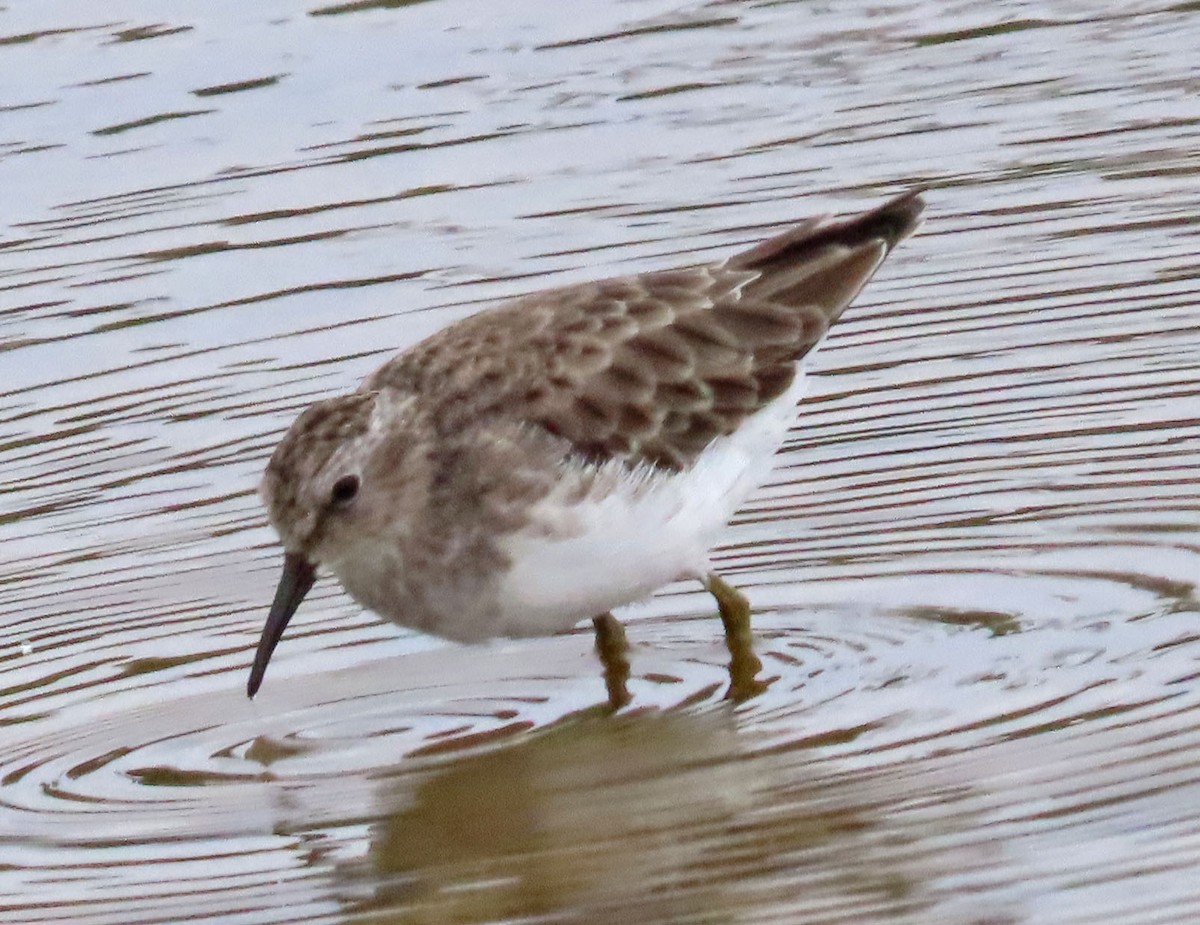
xmin=493 ymin=373 xmax=807 ymax=636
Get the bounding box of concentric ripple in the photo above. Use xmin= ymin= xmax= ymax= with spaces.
xmin=4 ymin=567 xmax=1199 ymax=924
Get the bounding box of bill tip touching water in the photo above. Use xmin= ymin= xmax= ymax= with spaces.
xmin=247 ymin=188 xmax=927 ymax=706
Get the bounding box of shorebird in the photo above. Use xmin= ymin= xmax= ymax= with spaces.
xmin=248 ymin=189 xmax=925 ymax=708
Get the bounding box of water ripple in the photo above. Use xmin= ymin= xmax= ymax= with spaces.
xmin=3 ymin=0 xmax=1200 ymax=922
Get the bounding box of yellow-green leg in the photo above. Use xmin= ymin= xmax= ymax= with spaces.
xmin=704 ymin=572 xmax=766 ymax=702
xmin=592 ymin=612 xmax=632 ymax=710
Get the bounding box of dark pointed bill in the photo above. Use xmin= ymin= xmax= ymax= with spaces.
xmin=247 ymin=551 xmax=316 ymax=698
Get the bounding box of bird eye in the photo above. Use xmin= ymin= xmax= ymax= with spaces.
xmin=329 ymin=474 xmax=360 ymax=506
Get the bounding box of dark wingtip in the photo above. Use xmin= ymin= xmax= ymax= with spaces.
xmin=733 ymin=187 xmax=927 ymax=270
xmin=864 ymin=186 xmax=927 ymax=249
xmin=816 ymin=186 xmax=928 ymax=252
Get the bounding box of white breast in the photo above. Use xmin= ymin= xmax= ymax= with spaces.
xmin=493 ymin=373 xmax=807 ymax=636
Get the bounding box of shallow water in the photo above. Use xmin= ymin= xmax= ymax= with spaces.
xmin=3 ymin=1 xmax=1200 ymax=922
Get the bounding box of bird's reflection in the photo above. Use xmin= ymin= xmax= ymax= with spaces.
xmin=335 ymin=710 xmax=743 ymax=922
xmin=329 ymin=709 xmax=933 ymax=924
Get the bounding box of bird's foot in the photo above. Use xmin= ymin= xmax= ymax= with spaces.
xmin=592 ymin=612 xmax=633 ymax=711
xmin=704 ymin=572 xmax=769 ymax=702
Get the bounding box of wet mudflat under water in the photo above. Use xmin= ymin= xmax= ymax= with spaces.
xmin=2 ymin=1 xmax=1199 ymax=922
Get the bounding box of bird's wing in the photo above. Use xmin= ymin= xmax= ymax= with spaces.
xmin=368 ymin=189 xmax=925 ymax=471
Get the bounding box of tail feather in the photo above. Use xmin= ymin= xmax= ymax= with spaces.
xmin=731 ymin=188 xmax=926 ymax=273
xmin=723 ymin=188 xmax=925 ymax=362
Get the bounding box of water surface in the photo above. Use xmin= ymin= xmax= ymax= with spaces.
xmin=2 ymin=1 xmax=1200 ymax=923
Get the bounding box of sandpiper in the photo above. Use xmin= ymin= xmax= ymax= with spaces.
xmin=248 ymin=189 xmax=925 ymax=708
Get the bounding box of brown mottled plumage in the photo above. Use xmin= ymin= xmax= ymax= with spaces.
xmin=250 ymin=190 xmax=926 ymax=707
